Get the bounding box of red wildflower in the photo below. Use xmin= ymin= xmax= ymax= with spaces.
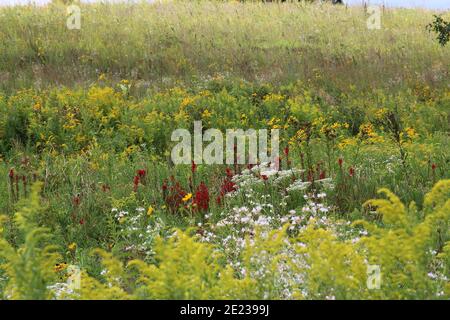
xmin=191 ymin=161 xmax=197 ymax=174
xmin=137 ymin=169 xmax=146 ymax=178
xmin=261 ymin=174 xmax=268 ymax=181
xmin=220 ymin=179 xmax=236 ymax=195
xmin=133 ymin=175 xmax=140 ymax=192
xmin=307 ymin=169 xmax=314 ymax=182
xmin=8 ymin=168 xmax=14 ymax=179
xmin=431 ymin=163 xmax=437 ymax=171
xmin=79 ymin=218 xmax=85 ymax=225
xmin=349 ymin=167 xmax=355 ymax=177
xmin=163 ymin=178 xmax=187 ymax=213
xmin=217 ymin=171 xmax=237 ymax=206
xmin=22 ymin=175 xmax=27 ymax=194
xmin=338 ymin=158 xmax=343 ymax=167
xmin=72 ymin=195 xmax=80 ymax=207
xmin=319 ymin=170 xmax=326 ymax=180
xmin=284 ymin=146 xmax=289 ymax=157
xmin=226 ymin=167 xmax=233 ymax=178
xmin=193 ymin=182 xmax=210 ymax=212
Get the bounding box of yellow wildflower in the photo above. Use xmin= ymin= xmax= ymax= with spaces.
xmin=182 ymin=193 xmax=193 ymax=202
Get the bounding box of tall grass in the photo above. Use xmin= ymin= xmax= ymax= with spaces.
xmin=0 ymin=1 xmax=449 ymax=93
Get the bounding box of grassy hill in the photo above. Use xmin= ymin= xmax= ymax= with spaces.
xmin=0 ymin=2 xmax=449 ymax=93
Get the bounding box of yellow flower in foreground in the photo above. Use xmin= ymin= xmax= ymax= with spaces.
xmin=147 ymin=206 xmax=154 ymax=216
xmin=182 ymin=193 xmax=192 ymax=202
xmin=68 ymin=243 xmax=77 ymax=251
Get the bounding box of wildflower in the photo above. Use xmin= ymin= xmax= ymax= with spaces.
xmin=182 ymin=193 xmax=193 ymax=202
xmin=164 ymin=178 xmax=188 ymax=212
xmin=79 ymin=218 xmax=85 ymax=225
xmin=137 ymin=169 xmax=146 ymax=178
xmin=349 ymin=167 xmax=355 ymax=177
xmin=431 ymin=163 xmax=437 ymax=171
xmin=193 ymin=182 xmax=210 ymax=212
xmin=133 ymin=175 xmax=140 ymax=192
xmin=72 ymin=195 xmax=80 ymax=207
xmin=8 ymin=168 xmax=14 ymax=179
xmin=284 ymin=146 xmax=289 ymax=157
xmin=405 ymin=127 xmax=418 ymax=139
xmin=307 ymin=169 xmax=314 ymax=182
xmin=338 ymin=158 xmax=343 ymax=167
xmin=147 ymin=206 xmax=154 ymax=216
xmin=202 ymin=109 xmax=212 ymax=118
xmin=191 ymin=161 xmax=197 ymax=174
xmin=319 ymin=170 xmax=326 ymax=179
xmin=68 ymin=243 xmax=77 ymax=251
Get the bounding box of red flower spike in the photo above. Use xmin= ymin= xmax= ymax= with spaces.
xmin=307 ymin=169 xmax=314 ymax=182
xmin=284 ymin=146 xmax=289 ymax=157
xmin=225 ymin=167 xmax=233 ymax=178
xmin=338 ymin=158 xmax=343 ymax=167
xmin=431 ymin=163 xmax=437 ymax=171
xmin=133 ymin=175 xmax=140 ymax=192
xmin=137 ymin=169 xmax=146 ymax=178
xmin=193 ymin=182 xmax=210 ymax=212
xmin=349 ymin=167 xmax=355 ymax=177
xmin=72 ymin=196 xmax=80 ymax=207
xmin=319 ymin=170 xmax=326 ymax=179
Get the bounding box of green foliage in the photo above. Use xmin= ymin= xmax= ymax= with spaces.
xmin=68 ymin=181 xmax=449 ymax=300
xmin=353 ymin=180 xmax=450 ymax=299
xmin=0 ymin=183 xmax=60 ymax=299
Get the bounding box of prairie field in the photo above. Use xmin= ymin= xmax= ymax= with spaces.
xmin=0 ymin=1 xmax=449 ymax=300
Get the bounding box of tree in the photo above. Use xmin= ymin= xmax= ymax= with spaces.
xmin=427 ymin=15 xmax=450 ymax=47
